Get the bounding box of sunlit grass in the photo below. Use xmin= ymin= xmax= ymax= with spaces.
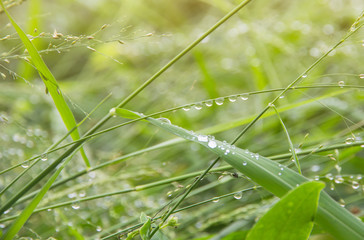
xmin=0 ymin=0 xmax=363 ymax=239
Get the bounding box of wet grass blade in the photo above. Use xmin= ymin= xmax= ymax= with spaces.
xmin=0 ymin=0 xmax=90 ymax=167
xmin=246 ymin=181 xmax=325 ymax=240
xmin=114 ymin=110 xmax=364 ymax=240
xmin=2 ymin=147 xmax=79 ymax=240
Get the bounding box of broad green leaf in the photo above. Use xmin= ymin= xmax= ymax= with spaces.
xmin=140 ymin=216 xmax=152 ymax=240
xmin=2 ymin=148 xmax=78 ymax=239
xmin=0 ymin=1 xmax=89 ymax=167
xmin=246 ymin=181 xmax=325 ymax=240
xmin=130 ymin=114 xmax=364 ymax=240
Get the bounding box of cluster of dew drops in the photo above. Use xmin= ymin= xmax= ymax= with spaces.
xmin=181 ymin=94 xmax=249 ymax=112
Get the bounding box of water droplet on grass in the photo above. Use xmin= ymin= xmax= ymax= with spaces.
xmin=182 ymin=106 xmax=191 ymax=111
xmin=359 ymin=74 xmax=364 ymax=79
xmin=279 ymin=95 xmax=285 ymax=99
xmin=334 ymin=175 xmax=344 ymax=184
xmin=239 ymin=94 xmax=248 ymax=101
xmin=345 ymin=137 xmax=355 ymax=144
xmin=157 ymin=118 xmax=171 ymax=124
xmin=96 ymin=226 xmax=102 ymax=232
xmin=302 ymin=74 xmax=308 ymax=78
xmin=21 ymin=161 xmax=30 ymax=168
xmin=208 ymin=140 xmax=217 ymax=148
xmin=233 ymin=192 xmax=242 ymax=199
xmin=338 ymin=81 xmax=345 ymax=88
xmin=243 ymin=162 xmax=247 ymax=166
xmin=204 ymin=100 xmax=213 ymax=107
xmin=352 ymin=181 xmax=360 ymax=190
xmin=40 ymin=154 xmax=48 ymax=161
xmin=212 ymin=198 xmax=220 ymax=203
xmin=193 ymin=103 xmax=203 ymax=110
xmin=278 ymin=172 xmax=282 ymax=176
xmin=215 ymin=98 xmax=224 ymax=105
xmin=197 ymin=135 xmax=208 ymax=142
xmin=325 ymin=173 xmax=334 ymax=180
xmin=228 ymin=96 xmax=237 ymax=102
xmin=71 ymin=201 xmax=80 ymax=210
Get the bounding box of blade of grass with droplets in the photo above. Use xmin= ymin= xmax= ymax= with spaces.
xmin=0 ymin=0 xmax=90 ymax=168
xmin=246 ymin=181 xmax=324 ymax=240
xmin=2 ymin=146 xmax=80 ymax=240
xmin=114 ymin=110 xmax=364 ymax=240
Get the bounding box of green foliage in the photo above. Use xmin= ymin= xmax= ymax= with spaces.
xmin=246 ymin=181 xmax=324 ymax=240
xmin=0 ymin=0 xmax=363 ymax=239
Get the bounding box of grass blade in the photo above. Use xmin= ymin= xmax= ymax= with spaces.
xmin=246 ymin=181 xmax=325 ymax=240
xmin=114 ymin=110 xmax=364 ymax=240
xmin=0 ymin=0 xmax=90 ymax=167
xmin=2 ymin=147 xmax=79 ymax=240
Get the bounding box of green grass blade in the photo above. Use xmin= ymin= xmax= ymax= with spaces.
xmin=116 ymin=112 xmax=364 ymax=240
xmin=2 ymin=148 xmax=78 ymax=240
xmin=0 ymin=0 xmax=90 ymax=168
xmin=246 ymin=181 xmax=325 ymax=240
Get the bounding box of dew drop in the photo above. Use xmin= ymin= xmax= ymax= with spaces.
xmin=40 ymin=154 xmax=48 ymax=161
xmin=345 ymin=137 xmax=355 ymax=144
xmin=302 ymin=74 xmax=308 ymax=78
xmin=21 ymin=161 xmax=30 ymax=168
xmin=182 ymin=106 xmax=191 ymax=111
xmin=278 ymin=172 xmax=282 ymax=176
xmin=218 ymin=175 xmax=224 ymax=181
xmin=204 ymin=100 xmax=213 ymax=107
xmin=193 ymin=103 xmax=203 ymax=110
xmin=228 ymin=96 xmax=237 ymax=102
xmin=197 ymin=135 xmax=208 ymax=142
xmin=334 ymin=175 xmax=344 ymax=184
xmin=208 ymin=140 xmax=217 ymax=148
xmin=359 ymin=74 xmax=364 ymax=79
xmin=338 ymin=81 xmax=345 ymax=88
xmin=224 ymin=149 xmax=230 ymax=155
xmin=71 ymin=201 xmax=80 ymax=210
xmin=78 ymin=190 xmax=86 ymax=198
xmin=233 ymin=191 xmax=243 ymax=200
xmin=325 ymin=173 xmax=334 ymax=180
xmin=243 ymin=161 xmax=247 ymax=166
xmin=279 ymin=95 xmax=285 ymax=99
xmin=215 ymin=98 xmax=224 ymax=106
xmin=314 ymin=176 xmax=320 ymax=181
xmin=352 ymin=181 xmax=360 ymax=190
xmin=167 ymin=191 xmax=173 ymax=197
xmin=96 ymin=226 xmax=102 ymax=232
xmin=239 ymin=94 xmax=248 ymax=101
xmin=157 ymin=117 xmax=171 ymax=124
xmin=212 ymin=198 xmax=220 ymax=203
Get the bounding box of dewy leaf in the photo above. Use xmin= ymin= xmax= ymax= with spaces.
xmin=0 ymin=1 xmax=90 ymax=167
xmin=246 ymin=181 xmax=325 ymax=240
xmin=138 ymin=115 xmax=364 ymax=240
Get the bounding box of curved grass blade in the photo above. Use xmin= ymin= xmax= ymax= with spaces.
xmin=246 ymin=181 xmax=325 ymax=240
xmin=0 ymin=0 xmax=90 ymax=167
xmin=115 ymin=111 xmax=364 ymax=240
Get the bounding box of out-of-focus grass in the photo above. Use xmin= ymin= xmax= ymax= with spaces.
xmin=0 ymin=0 xmax=363 ymax=239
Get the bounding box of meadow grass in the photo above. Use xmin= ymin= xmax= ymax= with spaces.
xmin=0 ymin=0 xmax=364 ymax=239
